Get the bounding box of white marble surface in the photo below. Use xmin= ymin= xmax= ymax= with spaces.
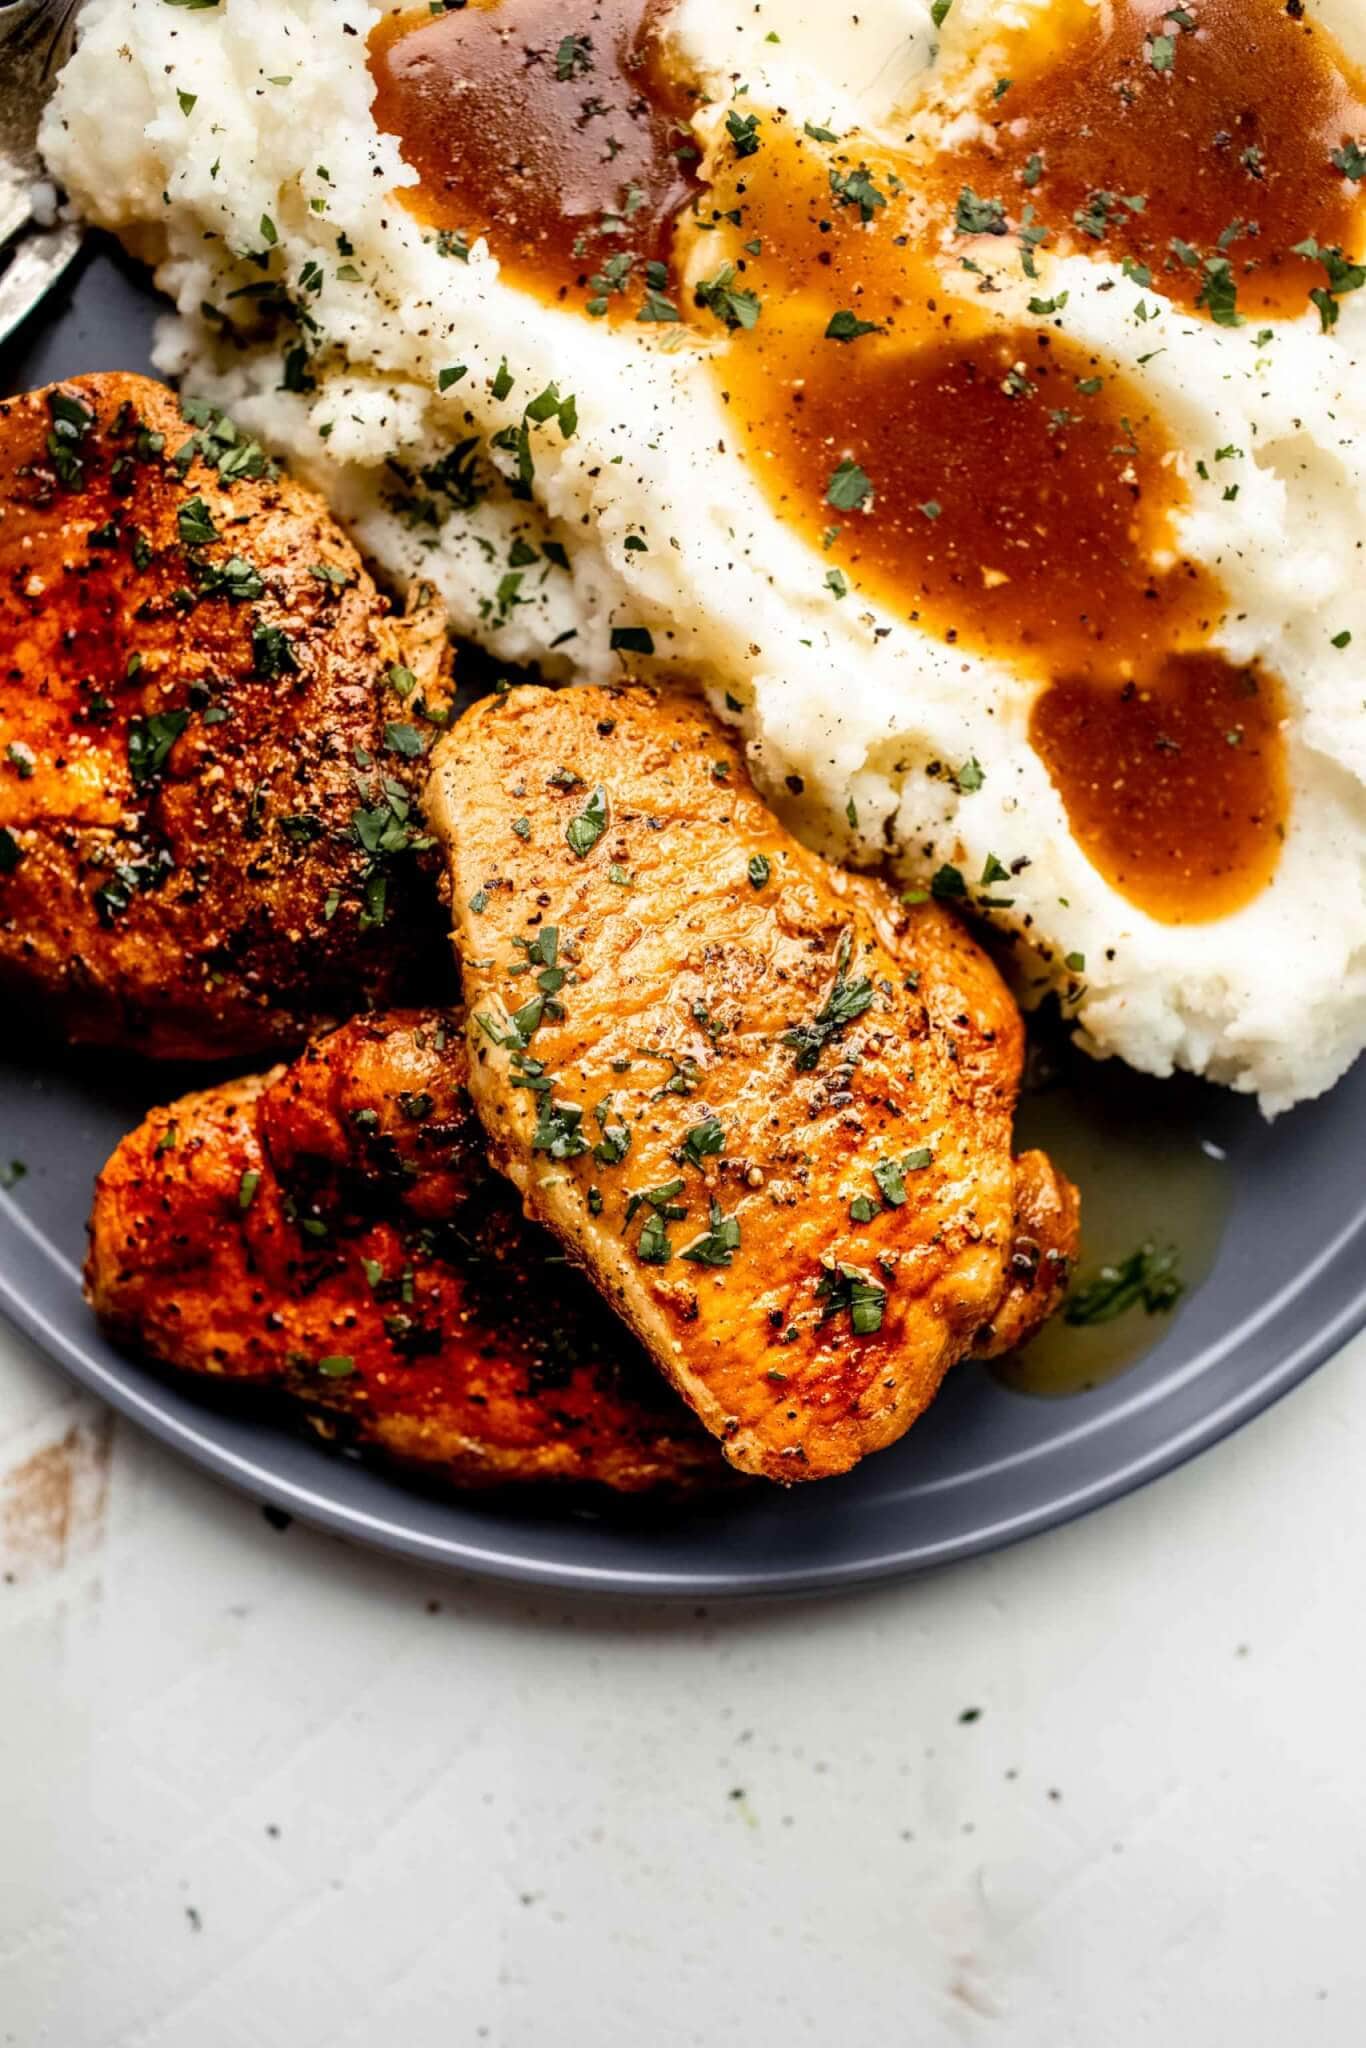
xmin=1 ymin=1312 xmax=1363 ymax=2047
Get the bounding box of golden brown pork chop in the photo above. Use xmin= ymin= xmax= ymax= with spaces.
xmin=0 ymin=373 xmax=452 ymax=1059
xmin=86 ymin=1009 xmax=726 ymax=1497
xmin=429 ymin=685 xmax=1077 ymax=1482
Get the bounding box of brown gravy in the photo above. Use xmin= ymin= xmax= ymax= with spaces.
xmin=927 ymin=0 xmax=1366 ymax=322
xmin=1030 ymin=653 xmax=1286 ymax=924
xmin=368 ymin=0 xmax=697 ymax=312
xmin=702 ymin=122 xmax=1291 ymax=922
xmin=364 ymin=0 xmax=1362 ymax=924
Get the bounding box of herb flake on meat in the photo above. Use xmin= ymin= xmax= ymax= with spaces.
xmin=782 ymin=929 xmax=874 ymax=1070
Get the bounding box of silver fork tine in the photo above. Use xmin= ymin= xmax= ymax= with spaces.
xmin=0 ymin=223 xmax=82 ymax=350
xmin=0 ymin=0 xmax=87 ymax=346
xmin=0 ymin=191 xmax=32 ymax=251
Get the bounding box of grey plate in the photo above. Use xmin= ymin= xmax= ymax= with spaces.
xmin=2 ymin=243 xmax=1363 ymax=1597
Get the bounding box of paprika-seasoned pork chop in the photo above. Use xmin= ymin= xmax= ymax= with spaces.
xmin=429 ymin=685 xmax=1078 ymax=1483
xmin=0 ymin=373 xmax=452 ymax=1059
xmin=86 ymin=1009 xmax=726 ymax=1497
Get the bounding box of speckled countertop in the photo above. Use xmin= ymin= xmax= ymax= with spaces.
xmin=1 ymin=1315 xmax=1362 ymax=2047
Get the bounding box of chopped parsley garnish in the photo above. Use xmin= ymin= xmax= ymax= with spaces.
xmin=1293 ymin=237 xmax=1366 ymax=331
xmin=681 ymin=1202 xmax=741 ymax=1268
xmin=566 ymin=785 xmax=609 ymax=857
xmin=830 ymin=166 xmax=887 ymax=223
xmin=555 ymin=32 xmax=592 ymax=80
xmin=1331 ymin=139 xmax=1366 ymax=181
xmin=278 ymin=813 xmax=323 ymax=847
xmin=532 ymin=1098 xmax=590 ymax=1160
xmin=1064 ymin=1243 xmax=1183 ymax=1326
xmin=683 ymin=1115 xmax=725 ymax=1166
xmin=726 ymin=109 xmax=762 ymax=159
xmin=825 ymin=309 xmax=881 ymax=342
xmin=871 ymin=1148 xmax=933 ymax=1208
xmin=955 ymin=188 xmax=1007 ymax=237
xmin=250 ymin=620 xmax=298 ymax=679
xmin=383 ymin=722 xmax=425 ymax=759
xmin=748 ymin=853 xmax=771 ymax=890
xmin=92 ymin=850 xmax=174 ymax=924
xmin=695 ymin=264 xmax=761 ymax=330
xmin=826 ymin=458 xmax=872 ymax=512
xmin=1196 ymin=254 xmax=1242 ymax=327
xmin=1073 ymin=190 xmax=1115 ymax=241
xmin=1018 ymin=208 xmax=1049 ymax=279
xmin=636 ymin=1209 xmax=673 ymax=1264
xmin=317 ymin=1355 xmax=356 ymax=1379
xmin=177 ymin=495 xmax=219 ymax=547
xmin=194 ymin=553 xmax=265 ymax=604
xmin=524 ymin=381 xmax=578 ymax=439
xmin=237 ymin=1169 xmax=260 ymax=1210
xmin=636 ymin=287 xmax=681 ymax=324
xmin=610 ymin=625 xmax=655 ymax=655
xmin=524 ymin=925 xmax=560 ymax=971
xmin=503 ymin=993 xmax=547 ymax=1047
xmin=347 ymin=775 xmax=434 ymax=929
xmin=46 ymin=387 xmax=96 ymax=492
xmin=128 ymin=710 xmax=190 ymax=788
xmin=815 ymin=1260 xmax=887 ymax=1336
xmin=592 ymin=1094 xmax=631 ymax=1165
xmin=626 ymin=1179 xmax=687 ymax=1224
xmin=177 ymin=398 xmax=275 ymax=487
xmin=783 ymin=929 xmax=874 ymax=1070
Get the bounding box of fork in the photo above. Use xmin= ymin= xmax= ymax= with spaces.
xmin=0 ymin=0 xmax=86 ymax=350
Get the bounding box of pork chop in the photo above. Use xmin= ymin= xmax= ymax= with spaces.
xmin=429 ymin=684 xmax=1077 ymax=1482
xmin=86 ymin=1008 xmax=726 ymax=1496
xmin=0 ymin=373 xmax=452 ymax=1059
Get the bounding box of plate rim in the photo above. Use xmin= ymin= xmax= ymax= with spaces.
xmin=4 ymin=1187 xmax=1361 ymax=1598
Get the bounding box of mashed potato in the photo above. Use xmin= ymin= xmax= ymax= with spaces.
xmin=42 ymin=0 xmax=1366 ymax=1112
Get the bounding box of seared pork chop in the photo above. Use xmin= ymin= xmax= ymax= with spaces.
xmin=0 ymin=373 xmax=452 ymax=1059
xmin=86 ymin=1009 xmax=725 ymax=1496
xmin=430 ymin=685 xmax=1077 ymax=1482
